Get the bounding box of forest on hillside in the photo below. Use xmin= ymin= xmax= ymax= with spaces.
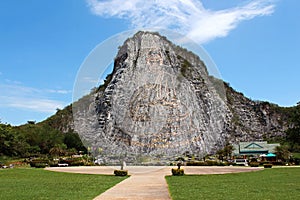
xmin=0 ymin=122 xmax=86 ymax=158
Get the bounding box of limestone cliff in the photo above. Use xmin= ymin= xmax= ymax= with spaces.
xmin=71 ymin=31 xmax=289 ymax=163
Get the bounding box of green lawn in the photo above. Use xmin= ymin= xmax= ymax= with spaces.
xmin=0 ymin=168 xmax=127 ymax=200
xmin=166 ymin=167 xmax=300 ymax=200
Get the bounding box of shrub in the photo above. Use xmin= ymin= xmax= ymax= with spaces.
xmin=34 ymin=163 xmax=47 ymax=168
xmin=49 ymin=161 xmax=58 ymax=167
xmin=206 ymin=160 xmax=218 ymax=166
xmin=7 ymin=161 xmax=27 ymax=168
xmin=186 ymin=161 xmax=227 ymax=166
xmin=217 ymin=162 xmax=227 ymax=166
xmin=172 ymin=168 xmax=184 ymax=176
xmin=294 ymin=158 xmax=300 ymax=165
xmin=270 ymin=161 xmax=285 ymax=166
xmin=259 ymin=161 xmax=270 ymax=166
xmin=263 ymin=164 xmax=273 ymax=168
xmin=250 ymin=162 xmax=260 ymax=167
xmin=187 ymin=161 xmax=207 ymax=166
xmin=29 ymin=159 xmax=49 ymax=168
xmin=29 ymin=162 xmax=36 ymax=167
xmin=64 ymin=159 xmax=85 ymax=166
xmin=84 ymin=162 xmax=95 ymax=166
xmin=114 ymin=170 xmax=128 ymax=176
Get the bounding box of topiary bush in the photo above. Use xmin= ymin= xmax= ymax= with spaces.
xmin=172 ymin=168 xmax=184 ymax=176
xmin=114 ymin=170 xmax=128 ymax=176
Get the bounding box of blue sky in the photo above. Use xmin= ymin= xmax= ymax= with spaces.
xmin=0 ymin=0 xmax=299 ymax=125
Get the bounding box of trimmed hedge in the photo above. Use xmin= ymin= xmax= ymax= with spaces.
xmin=172 ymin=168 xmax=184 ymax=176
xmin=270 ymin=161 xmax=285 ymax=166
xmin=263 ymin=164 xmax=273 ymax=168
xmin=249 ymin=162 xmax=260 ymax=167
xmin=114 ymin=170 xmax=128 ymax=176
xmin=49 ymin=161 xmax=58 ymax=167
xmin=29 ymin=159 xmax=49 ymax=168
xmin=34 ymin=163 xmax=48 ymax=168
xmin=64 ymin=159 xmax=85 ymax=166
xmin=186 ymin=161 xmax=227 ymax=166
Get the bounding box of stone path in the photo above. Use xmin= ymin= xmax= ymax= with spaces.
xmin=94 ymin=167 xmax=171 ymax=200
xmin=46 ymin=166 xmax=262 ymax=200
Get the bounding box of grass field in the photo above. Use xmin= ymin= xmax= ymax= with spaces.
xmin=0 ymin=168 xmax=127 ymax=200
xmin=166 ymin=167 xmax=300 ymax=200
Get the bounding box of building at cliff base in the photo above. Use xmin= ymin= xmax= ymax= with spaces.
xmin=233 ymin=141 xmax=280 ymax=157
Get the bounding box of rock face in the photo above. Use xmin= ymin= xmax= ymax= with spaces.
xmin=72 ymin=31 xmax=288 ymax=164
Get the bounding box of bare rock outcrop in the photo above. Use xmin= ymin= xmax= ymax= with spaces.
xmin=72 ymin=31 xmax=288 ymax=164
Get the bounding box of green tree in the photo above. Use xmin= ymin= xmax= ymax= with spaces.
xmin=15 ymin=123 xmax=64 ymax=155
xmin=63 ymin=132 xmax=86 ymax=152
xmin=49 ymin=144 xmax=67 ymax=157
xmin=216 ymin=149 xmax=225 ymax=161
xmin=286 ymin=128 xmax=300 ymax=152
xmin=285 ymin=103 xmax=300 ymax=152
xmin=0 ymin=124 xmax=30 ymax=157
xmin=216 ymin=143 xmax=234 ymax=161
xmin=275 ymin=145 xmax=291 ymax=162
xmin=0 ymin=124 xmax=15 ymax=156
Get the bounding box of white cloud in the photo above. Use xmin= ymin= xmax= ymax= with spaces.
xmin=0 ymin=83 xmax=69 ymax=113
xmin=82 ymin=76 xmax=99 ymax=84
xmin=87 ymin=0 xmax=275 ymax=44
xmin=2 ymin=97 xmax=64 ymax=113
xmin=46 ymin=89 xmax=72 ymax=94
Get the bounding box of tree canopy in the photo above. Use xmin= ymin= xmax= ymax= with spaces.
xmin=0 ymin=122 xmax=86 ymax=158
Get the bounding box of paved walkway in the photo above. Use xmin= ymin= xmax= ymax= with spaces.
xmin=94 ymin=167 xmax=172 ymax=200
xmin=46 ymin=166 xmax=262 ymax=200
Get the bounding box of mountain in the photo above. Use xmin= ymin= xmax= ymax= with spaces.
xmin=2 ymin=31 xmax=298 ymax=160
xmin=64 ymin=31 xmax=293 ymax=164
